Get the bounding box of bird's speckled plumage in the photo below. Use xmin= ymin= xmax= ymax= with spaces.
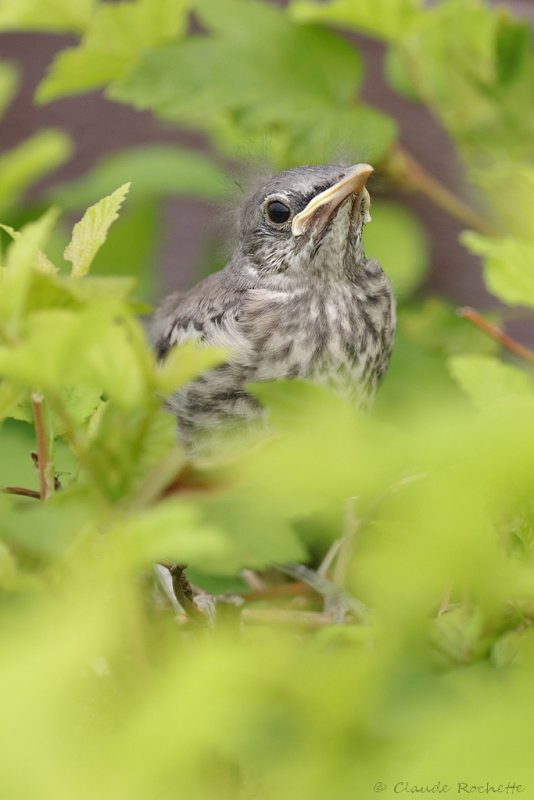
xmin=152 ymin=164 xmax=396 ymax=447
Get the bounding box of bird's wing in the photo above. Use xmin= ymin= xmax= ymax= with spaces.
xmin=151 ymin=269 xmax=256 ymax=360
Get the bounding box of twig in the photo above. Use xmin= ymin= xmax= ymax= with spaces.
xmin=318 ymin=538 xmax=344 ymax=578
xmin=31 ymin=393 xmax=54 ymax=500
xmin=47 ymin=394 xmax=110 ymax=511
xmin=276 ymin=563 xmax=368 ymax=623
xmin=386 ymin=145 xmax=494 ymax=236
xmin=241 ymin=608 xmax=340 ymax=629
xmin=160 ymin=563 xmax=207 ymax=624
xmin=2 ymin=486 xmax=41 ymax=500
xmin=458 ymin=307 xmax=534 ymax=364
xmin=240 ymin=581 xmax=311 ymax=602
xmin=240 ymin=568 xmax=267 ymax=592
xmin=332 ymin=496 xmax=359 ymax=589
xmin=438 ymin=587 xmax=452 ymax=617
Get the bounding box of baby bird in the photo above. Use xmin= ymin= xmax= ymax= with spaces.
xmin=153 ymin=164 xmax=396 ymax=446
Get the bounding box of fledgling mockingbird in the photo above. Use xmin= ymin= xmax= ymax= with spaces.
xmin=153 ymin=164 xmax=396 ymax=447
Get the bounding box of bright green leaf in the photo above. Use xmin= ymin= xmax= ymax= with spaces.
xmin=110 ymin=7 xmax=362 ymax=127
xmin=291 ymin=0 xmax=422 ymax=42
xmin=111 ymin=499 xmax=229 ymax=569
xmin=495 ymin=12 xmax=532 ymax=86
xmin=36 ymin=0 xmax=190 ymax=102
xmin=190 ymin=487 xmax=307 ymax=574
xmin=0 ymin=130 xmax=73 ymax=215
xmin=156 ymin=343 xmax=228 ymax=394
xmin=64 ymin=183 xmax=130 ymax=277
xmin=86 ymin=401 xmax=179 ymax=502
xmin=462 ymin=232 xmax=534 ymax=309
xmin=469 ymin=162 xmax=534 ymax=244
xmin=0 ymin=209 xmax=59 ymax=336
xmin=392 ymin=0 xmax=534 ymax=161
xmin=400 ymin=299 xmax=498 ymax=358
xmin=448 ymin=354 xmax=533 ymax=410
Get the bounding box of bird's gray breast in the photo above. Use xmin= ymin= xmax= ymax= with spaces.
xmin=242 ymin=264 xmax=395 ymax=403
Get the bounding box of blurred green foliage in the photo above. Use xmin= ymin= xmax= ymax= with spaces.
xmin=1 ymin=0 xmax=534 ymax=797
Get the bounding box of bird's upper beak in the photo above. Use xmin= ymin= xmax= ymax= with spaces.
xmin=292 ymin=164 xmax=374 ymax=237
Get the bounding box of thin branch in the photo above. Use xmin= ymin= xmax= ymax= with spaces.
xmin=241 ymin=609 xmax=344 ymax=628
xmin=240 ymin=581 xmax=311 ymax=602
xmin=159 ymin=563 xmax=207 ymax=624
xmin=47 ymin=394 xmax=111 ymax=512
xmin=31 ymin=393 xmax=54 ymax=501
xmin=458 ymin=307 xmax=534 ymax=364
xmin=332 ymin=496 xmax=359 ymax=589
xmin=318 ymin=538 xmax=344 ymax=578
xmin=276 ymin=563 xmax=368 ymax=623
xmin=386 ymin=145 xmax=494 ymax=236
xmin=2 ymin=486 xmax=41 ymax=500
xmin=240 ymin=568 xmax=268 ymax=592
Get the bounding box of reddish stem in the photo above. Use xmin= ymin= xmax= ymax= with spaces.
xmin=3 ymin=486 xmax=41 ymax=500
xmin=458 ymin=307 xmax=534 ymax=364
xmin=31 ymin=393 xmax=54 ymax=500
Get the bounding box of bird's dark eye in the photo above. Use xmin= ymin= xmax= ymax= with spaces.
xmin=266 ymin=200 xmax=291 ymax=224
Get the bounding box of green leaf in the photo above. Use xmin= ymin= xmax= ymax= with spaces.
xmin=400 ymin=299 xmax=498 ymax=358
xmin=290 ymin=105 xmax=397 ymax=168
xmin=52 ymin=201 xmax=161 ymax=301
xmin=156 ymin=343 xmax=228 ymax=394
xmin=190 ymin=487 xmax=307 ymax=574
xmin=0 ymin=300 xmax=148 ymax=407
xmin=364 ymin=200 xmax=429 ymax=300
xmin=86 ymin=401 xmax=179 ymax=502
xmin=384 ymin=45 xmax=419 ymax=101
xmin=0 ymin=0 xmax=95 ymax=33
xmin=51 ymin=146 xmax=229 ymax=209
xmin=469 ymin=162 xmax=534 ymax=245
xmin=36 ymin=0 xmax=190 ymax=102
xmin=392 ymin=0 xmax=534 ymax=161
xmin=10 ymin=386 xmax=102 ymax=434
xmin=290 ymin=0 xmax=422 ymax=42
xmin=110 ymin=500 xmax=229 ymax=569
xmin=495 ymin=12 xmax=532 ymax=86
xmin=0 ymin=382 xmax=22 ymax=421
xmin=448 ymin=354 xmax=533 ymax=411
xmin=0 ymin=61 xmax=19 ymax=119
xmin=462 ymin=232 xmax=534 ymax=309
xmin=3 ymin=209 xmax=58 ymax=274
xmin=432 ymin=606 xmax=492 ymax=666
xmin=110 ymin=4 xmax=362 ymax=127
xmin=0 ymin=130 xmax=73 ymax=216
xmin=64 ymin=183 xmax=130 ymax=277
xmin=0 ymin=209 xmax=59 ymax=335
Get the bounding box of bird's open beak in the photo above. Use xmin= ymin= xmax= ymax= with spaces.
xmin=292 ymin=163 xmax=374 ymax=237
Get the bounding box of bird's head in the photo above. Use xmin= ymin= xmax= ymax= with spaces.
xmin=237 ymin=164 xmax=373 ymax=279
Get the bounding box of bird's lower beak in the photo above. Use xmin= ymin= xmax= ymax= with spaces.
xmin=292 ymin=164 xmax=374 ymax=237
